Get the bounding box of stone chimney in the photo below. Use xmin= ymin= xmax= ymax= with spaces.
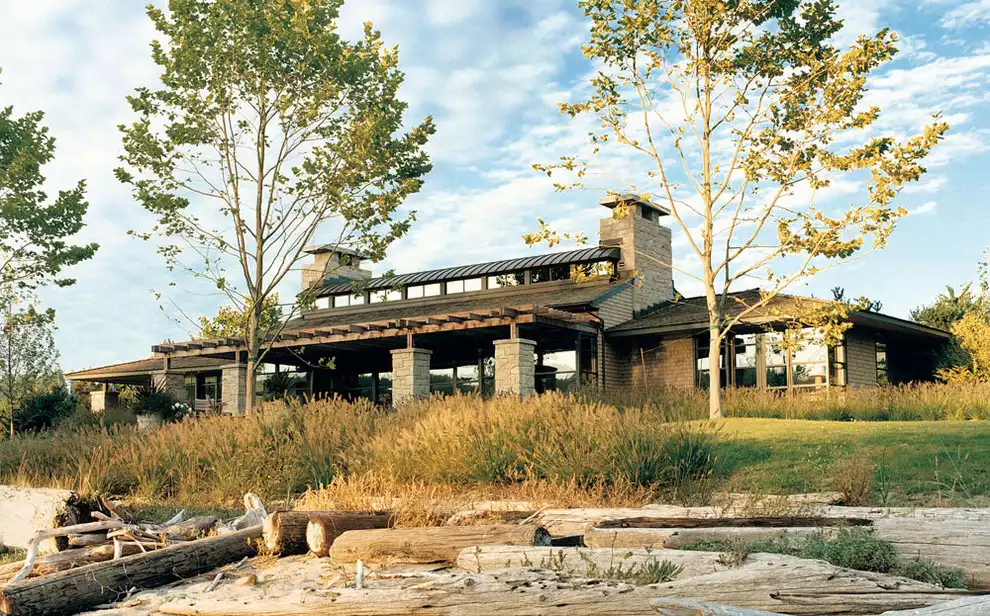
xmin=301 ymin=245 xmax=372 ymax=291
xmin=599 ymin=194 xmax=674 ymax=313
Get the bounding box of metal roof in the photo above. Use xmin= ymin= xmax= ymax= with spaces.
xmin=316 ymin=246 xmax=621 ymax=296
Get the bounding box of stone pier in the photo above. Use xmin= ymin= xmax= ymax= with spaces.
xmin=390 ymin=348 xmax=432 ymax=406
xmin=494 ymin=338 xmax=537 ymax=396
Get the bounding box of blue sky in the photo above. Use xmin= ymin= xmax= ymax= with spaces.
xmin=0 ymin=0 xmax=988 ymax=372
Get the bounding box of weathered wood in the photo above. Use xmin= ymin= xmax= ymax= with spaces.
xmin=0 ymin=543 xmax=143 ymax=584
xmin=456 ymin=546 xmax=729 ymax=580
xmin=329 ymin=524 xmax=551 ymax=564
xmin=584 ymin=526 xmax=836 ymax=550
xmin=162 ymin=516 xmax=219 ymax=542
xmin=878 ymin=596 xmax=990 ymax=615
xmin=0 ymin=526 xmax=261 ymax=616
xmin=0 ymin=486 xmax=90 ymax=553
xmin=652 ymin=599 xmax=788 ymax=616
xmin=155 ymin=562 xmax=973 ymax=616
xmin=301 ymin=511 xmax=395 ymax=557
xmin=595 ymin=516 xmax=872 ymax=529
xmin=261 ymin=510 xmax=393 ymax=555
xmin=871 ymin=518 xmax=990 ymax=591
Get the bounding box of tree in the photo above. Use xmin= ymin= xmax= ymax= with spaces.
xmin=117 ymin=0 xmax=436 ymax=413
xmin=0 ymin=289 xmax=61 ymax=437
xmin=197 ymin=293 xmax=283 ymax=340
xmin=938 ymin=312 xmax=990 ymax=383
xmin=911 ymin=284 xmax=989 ymax=331
xmin=0 ymin=69 xmax=99 ymax=289
xmin=531 ymin=0 xmax=948 ymax=417
xmin=831 ymin=287 xmax=881 ymax=313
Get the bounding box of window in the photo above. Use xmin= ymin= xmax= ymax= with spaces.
xmin=531 ymin=264 xmax=571 ymax=283
xmin=876 ymin=341 xmax=888 ymax=385
xmin=184 ymin=375 xmax=197 ymax=405
xmin=445 ymin=278 xmax=482 ymax=294
xmin=408 ymin=283 xmax=442 ymax=298
xmin=463 ymin=278 xmax=483 ymax=292
xmin=488 ymin=272 xmax=525 ymax=288
xmin=406 ymin=285 xmax=424 ymax=299
xmin=791 ymin=333 xmax=828 ymax=389
xmin=763 ymin=333 xmax=788 ymax=389
xmin=695 ymin=336 xmax=729 ymax=389
xmin=314 ymin=296 xmax=331 ymax=310
xmin=369 ymin=289 xmax=402 ymax=303
xmin=571 ymin=261 xmax=615 ymax=280
xmin=202 ymin=375 xmax=220 ymax=402
xmin=733 ymin=334 xmax=758 ymax=387
xmin=536 ymin=350 xmax=579 ymax=394
xmin=429 ymin=368 xmax=455 ymax=394
xmin=333 ymin=293 xmax=366 ymax=308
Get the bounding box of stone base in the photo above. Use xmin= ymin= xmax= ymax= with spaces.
xmin=222 ymin=364 xmax=248 ymax=415
xmin=494 ymin=338 xmax=537 ymax=396
xmin=391 ymin=348 xmax=432 ymax=406
xmin=89 ymin=390 xmax=119 ymax=414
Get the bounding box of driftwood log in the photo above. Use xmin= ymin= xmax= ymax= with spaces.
xmin=154 ymin=563 xmax=973 ymax=616
xmin=584 ymin=526 xmax=837 ymax=549
xmin=651 ymin=596 xmax=990 ymax=616
xmin=0 ymin=543 xmax=143 ymax=584
xmin=0 ymin=486 xmax=91 ymax=553
xmin=303 ymin=511 xmax=395 ymax=557
xmin=261 ymin=510 xmax=394 ymax=556
xmin=329 ymin=524 xmax=551 ymax=564
xmin=0 ymin=526 xmax=261 ymax=616
xmin=162 ymin=516 xmax=220 ymax=542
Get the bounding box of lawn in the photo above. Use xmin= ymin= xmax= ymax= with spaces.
xmin=713 ymin=419 xmax=990 ymax=505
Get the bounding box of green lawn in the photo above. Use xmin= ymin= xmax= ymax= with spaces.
xmin=712 ymin=419 xmax=990 ymax=505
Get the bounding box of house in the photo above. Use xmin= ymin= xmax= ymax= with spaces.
xmin=67 ymin=196 xmax=950 ymax=414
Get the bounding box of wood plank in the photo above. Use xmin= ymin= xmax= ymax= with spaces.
xmin=329 ymin=525 xmax=551 ymax=565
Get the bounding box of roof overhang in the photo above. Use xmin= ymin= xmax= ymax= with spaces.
xmin=599 ymin=193 xmax=672 ymax=216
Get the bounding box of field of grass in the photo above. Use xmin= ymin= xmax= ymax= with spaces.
xmin=714 ymin=419 xmax=990 ymax=505
xmin=1 ymin=388 xmax=989 ymax=511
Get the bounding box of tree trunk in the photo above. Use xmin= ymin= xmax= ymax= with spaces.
xmin=304 ymin=511 xmax=396 ymax=557
xmin=0 ymin=543 xmax=144 ymax=584
xmin=709 ymin=323 xmax=723 ymax=419
xmin=261 ymin=510 xmax=393 ymax=556
xmin=0 ymin=486 xmax=91 ymax=552
xmin=329 ymin=525 xmax=551 ymax=565
xmin=0 ymin=526 xmax=261 ymax=616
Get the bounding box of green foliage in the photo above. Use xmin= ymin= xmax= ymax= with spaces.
xmin=261 ymin=370 xmax=306 ymax=401
xmin=895 ymin=558 xmax=968 ymax=589
xmin=911 ymin=284 xmax=990 ymax=331
xmin=116 ymin=0 xmax=436 ymax=411
xmin=802 ymin=528 xmax=898 ymax=573
xmin=939 ymin=312 xmax=990 ymax=383
xmin=13 ymin=388 xmax=76 ymax=433
xmin=531 ymin=0 xmax=947 ymax=419
xmin=0 ymin=70 xmax=98 ymax=289
xmin=198 ymin=293 xmax=283 ymax=341
xmin=133 ymin=381 xmax=188 ymax=422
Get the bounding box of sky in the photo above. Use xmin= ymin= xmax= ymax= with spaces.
xmin=0 ymin=0 xmax=988 ymax=372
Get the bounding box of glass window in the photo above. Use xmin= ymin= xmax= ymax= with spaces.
xmin=791 ymin=332 xmax=828 ymax=389
xmin=430 ymin=368 xmax=455 ymax=394
xmin=763 ymin=333 xmax=788 ymax=389
xmin=695 ymin=336 xmax=728 ymax=389
xmin=202 ymin=375 xmax=220 ymax=401
xmin=314 ymin=296 xmax=331 ymax=310
xmin=445 ymin=279 xmax=481 ymax=294
xmin=424 ymin=283 xmax=442 ymax=297
xmin=455 ymin=364 xmax=481 ymax=394
xmin=369 ymin=289 xmax=402 ymax=303
xmin=488 ymin=272 xmax=525 ymax=288
xmin=351 ymin=293 xmax=365 ymax=305
xmin=733 ymin=334 xmax=758 ymax=387
xmin=531 ymin=264 xmax=570 ymax=283
xmin=464 ymin=278 xmax=483 ymax=292
xmin=876 ymin=341 xmax=888 ymax=385
xmin=537 ymin=350 xmax=578 ymax=394
xmin=406 ymin=285 xmax=424 ymax=299
xmin=184 ymin=375 xmax=196 ymax=404
xmin=332 ymin=294 xmax=350 ymax=308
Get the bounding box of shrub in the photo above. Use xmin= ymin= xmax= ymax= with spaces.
xmin=13 ymin=388 xmax=77 ymax=433
xmin=831 ymin=454 xmax=876 ymax=506
xmin=133 ymin=382 xmax=187 ymax=422
xmin=893 ymin=558 xmax=968 ymax=589
xmin=801 ymin=528 xmax=898 ymax=573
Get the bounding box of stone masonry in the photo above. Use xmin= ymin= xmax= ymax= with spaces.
xmin=494 ymin=338 xmax=537 ymax=396
xmin=390 ymin=348 xmax=432 ymax=406
xmin=302 ymin=252 xmax=372 ymax=290
xmin=600 ymin=203 xmax=674 ymax=314
xmin=222 ymin=364 xmax=247 ymax=415
xmin=152 ymin=371 xmax=186 ymax=401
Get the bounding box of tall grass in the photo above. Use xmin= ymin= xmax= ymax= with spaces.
xmin=588 ymin=382 xmax=990 ymax=421
xmin=0 ymin=394 xmax=716 ymax=507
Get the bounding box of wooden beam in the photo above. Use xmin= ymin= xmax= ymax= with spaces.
xmin=446 ymin=315 xmax=465 ymax=323
xmin=346 ymin=324 xmax=365 ymax=333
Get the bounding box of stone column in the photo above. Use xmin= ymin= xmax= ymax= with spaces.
xmin=152 ymin=371 xmax=187 ymax=400
xmin=89 ymin=390 xmax=119 ymax=414
xmin=221 ymin=364 xmax=248 ymax=415
xmin=390 ymin=348 xmax=432 ymax=406
xmin=494 ymin=338 xmax=537 ymax=396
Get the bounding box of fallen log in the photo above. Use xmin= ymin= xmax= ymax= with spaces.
xmin=0 ymin=486 xmax=91 ymax=553
xmin=0 ymin=543 xmax=143 ymax=584
xmin=329 ymin=524 xmax=551 ymax=564
xmin=878 ymin=595 xmax=990 ymax=615
xmin=595 ymin=515 xmax=872 ymax=529
xmin=0 ymin=526 xmax=261 ymax=616
xmin=584 ymin=526 xmax=835 ymax=550
xmin=653 ymin=599 xmax=789 ymax=615
xmin=155 ymin=561 xmax=974 ymax=616
xmin=162 ymin=516 xmax=219 ymax=542
xmin=302 ymin=511 xmax=395 ymax=557
xmin=261 ymin=510 xmax=392 ymax=556
xmin=871 ymin=518 xmax=990 ymax=591
xmin=456 ymin=546 xmax=729 ymax=580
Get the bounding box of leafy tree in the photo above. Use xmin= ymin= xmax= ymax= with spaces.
xmin=0 ymin=289 xmax=61 ymax=436
xmin=197 ymin=293 xmax=283 ymax=341
xmin=911 ymin=284 xmax=989 ymax=331
xmin=938 ymin=312 xmax=990 ymax=383
xmin=117 ymin=0 xmax=436 ymax=413
xmin=530 ymin=0 xmax=948 ymax=417
xmin=0 ymin=69 xmax=99 ymax=289
xmin=831 ymin=287 xmax=882 ymax=313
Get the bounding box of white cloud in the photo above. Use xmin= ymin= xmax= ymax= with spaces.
xmin=941 ymin=0 xmax=990 ymax=28
xmin=911 ymin=200 xmax=939 ymax=215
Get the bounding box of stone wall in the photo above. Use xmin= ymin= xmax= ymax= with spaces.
xmin=391 ymin=348 xmax=432 ymax=405
xmin=846 ymin=328 xmax=878 ymax=388
xmin=600 ymin=205 xmax=674 ymax=314
xmin=89 ymin=390 xmax=119 ymax=414
xmin=302 ymin=252 xmax=372 ymax=290
xmin=494 ymin=338 xmax=536 ymax=396
xmin=152 ymin=372 xmax=187 ymax=400
xmin=221 ymin=364 xmax=248 ymax=415
xmin=597 ymin=284 xmax=634 ymax=329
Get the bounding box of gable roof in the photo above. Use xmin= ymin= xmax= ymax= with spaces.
xmin=608 ymin=290 xmax=951 ymax=340
xmin=315 ymin=246 xmax=620 ymax=296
